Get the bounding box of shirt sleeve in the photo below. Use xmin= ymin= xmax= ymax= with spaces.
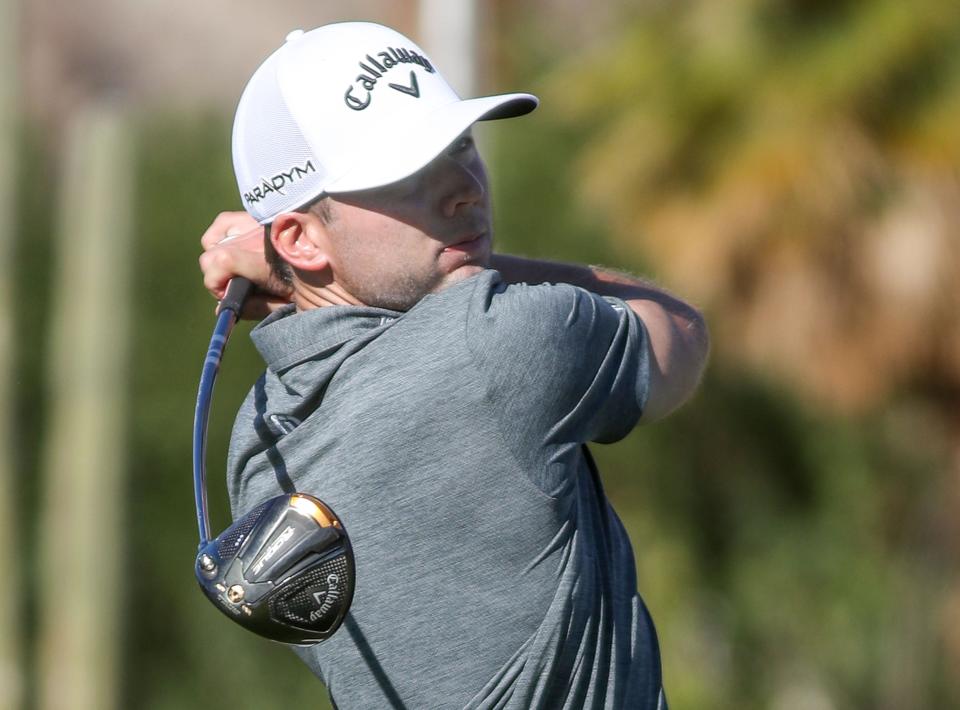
xmin=464 ymin=274 xmax=651 ymax=450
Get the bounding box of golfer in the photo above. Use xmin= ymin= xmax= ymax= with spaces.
xmin=199 ymin=21 xmax=708 ymax=709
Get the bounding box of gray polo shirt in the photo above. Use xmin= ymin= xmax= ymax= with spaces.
xmin=226 ymin=270 xmax=664 ymax=709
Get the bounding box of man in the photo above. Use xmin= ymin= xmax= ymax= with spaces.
xmin=199 ymin=21 xmax=707 ymax=709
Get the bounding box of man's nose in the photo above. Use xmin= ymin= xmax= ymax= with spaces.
xmin=433 ymin=155 xmax=485 ymax=217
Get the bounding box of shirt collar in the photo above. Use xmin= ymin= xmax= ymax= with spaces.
xmin=250 ymin=303 xmax=402 ymax=373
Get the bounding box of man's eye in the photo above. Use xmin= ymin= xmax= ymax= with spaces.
xmin=451 ymin=135 xmax=474 ymax=154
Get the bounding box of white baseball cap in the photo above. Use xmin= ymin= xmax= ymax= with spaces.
xmin=232 ymin=22 xmax=539 ymax=224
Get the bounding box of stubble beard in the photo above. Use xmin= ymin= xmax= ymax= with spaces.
xmin=329 ymin=219 xmax=493 ymax=312
xmin=352 ymin=266 xmax=442 ymax=312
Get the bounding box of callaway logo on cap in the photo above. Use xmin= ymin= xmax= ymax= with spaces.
xmin=231 ymin=22 xmax=539 ymax=224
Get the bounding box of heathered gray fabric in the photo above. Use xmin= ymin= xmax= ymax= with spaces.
xmin=226 ymin=269 xmax=664 ymax=709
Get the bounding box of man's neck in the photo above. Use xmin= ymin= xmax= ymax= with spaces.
xmin=293 ymin=282 xmax=366 ymax=312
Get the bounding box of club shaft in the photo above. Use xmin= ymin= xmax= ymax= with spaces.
xmin=192 ymin=278 xmax=252 ymax=546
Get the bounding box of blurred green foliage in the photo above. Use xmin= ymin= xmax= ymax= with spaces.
xmin=13 ymin=2 xmax=959 ymax=709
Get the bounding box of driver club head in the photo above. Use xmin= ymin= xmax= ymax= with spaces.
xmin=195 ymin=493 xmax=355 ymax=645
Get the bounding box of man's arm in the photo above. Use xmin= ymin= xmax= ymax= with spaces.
xmin=490 ymin=254 xmax=709 ymax=423
xmin=196 ymin=212 xmax=709 ymax=421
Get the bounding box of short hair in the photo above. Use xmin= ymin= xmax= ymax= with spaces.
xmin=263 ymin=197 xmax=333 ymax=289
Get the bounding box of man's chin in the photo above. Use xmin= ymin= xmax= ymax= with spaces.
xmin=434 ymin=264 xmax=485 ymax=293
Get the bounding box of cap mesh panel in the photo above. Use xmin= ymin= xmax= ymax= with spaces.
xmin=233 ymin=56 xmax=325 ymax=222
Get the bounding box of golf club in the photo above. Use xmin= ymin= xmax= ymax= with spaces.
xmin=192 ymin=276 xmax=355 ymax=645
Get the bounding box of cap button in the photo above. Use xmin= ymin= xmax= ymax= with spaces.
xmin=285 ymin=29 xmax=304 ymax=43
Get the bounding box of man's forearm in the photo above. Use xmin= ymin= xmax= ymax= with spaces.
xmin=490 ymin=253 xmax=701 ymax=325
xmin=490 ymin=253 xmax=710 ymax=422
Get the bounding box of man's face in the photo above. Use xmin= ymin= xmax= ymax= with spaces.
xmin=321 ymin=131 xmax=493 ymax=311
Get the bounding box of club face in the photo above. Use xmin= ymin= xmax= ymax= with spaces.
xmin=195 ymin=493 xmax=355 ymax=645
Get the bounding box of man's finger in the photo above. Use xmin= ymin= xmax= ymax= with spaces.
xmin=214 ymin=293 xmax=289 ymax=321
xmin=217 ymin=225 xmax=264 ymax=246
xmin=200 ymin=247 xmax=276 ymax=299
xmin=200 ymin=211 xmax=262 ymax=250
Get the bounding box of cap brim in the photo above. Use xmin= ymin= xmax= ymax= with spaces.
xmin=322 ymin=93 xmax=538 ymax=194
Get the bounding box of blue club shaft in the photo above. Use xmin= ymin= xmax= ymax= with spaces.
xmin=192 ymin=278 xmax=252 ymax=546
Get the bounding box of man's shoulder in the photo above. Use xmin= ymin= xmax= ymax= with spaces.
xmin=422 ymin=268 xmax=585 ymax=320
xmin=459 ymin=270 xmax=607 ymax=330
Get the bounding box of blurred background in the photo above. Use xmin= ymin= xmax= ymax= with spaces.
xmin=2 ymin=0 xmax=959 ymax=708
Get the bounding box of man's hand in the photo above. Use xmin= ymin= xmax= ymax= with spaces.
xmin=199 ymin=211 xmax=294 ymax=319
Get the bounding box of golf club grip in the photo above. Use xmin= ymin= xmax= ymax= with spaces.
xmin=220 ymin=277 xmax=253 ymax=315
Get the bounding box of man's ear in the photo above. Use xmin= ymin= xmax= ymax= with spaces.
xmin=271 ymin=211 xmax=330 ymax=271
